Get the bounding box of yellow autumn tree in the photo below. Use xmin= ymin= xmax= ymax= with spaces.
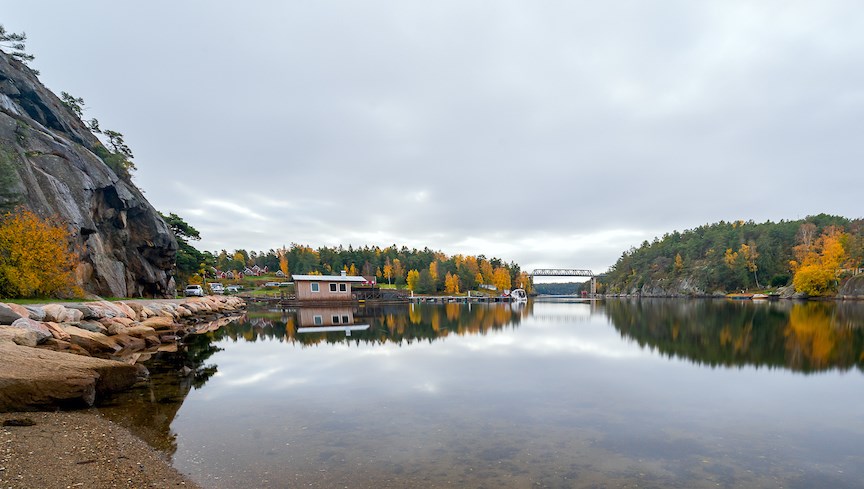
xmin=516 ymin=271 xmax=533 ymax=294
xmin=723 ymin=248 xmax=739 ymax=269
xmin=492 ymin=267 xmax=511 ymax=291
xmin=740 ymin=242 xmax=760 ymax=287
xmin=277 ymin=247 xmax=290 ymax=277
xmin=444 ymin=272 xmax=460 ymax=294
xmin=790 ymin=226 xmax=848 ymax=296
xmin=406 ymin=269 xmax=420 ymax=291
xmin=0 ymin=207 xmax=80 ymax=298
xmin=392 ymin=258 xmax=405 ymax=285
xmin=480 ymin=260 xmax=494 ymax=285
xmin=383 ymin=258 xmax=393 ymax=285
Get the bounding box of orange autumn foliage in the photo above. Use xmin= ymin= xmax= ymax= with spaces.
xmin=0 ymin=206 xmax=80 ymax=298
xmin=790 ymin=226 xmax=848 ymax=296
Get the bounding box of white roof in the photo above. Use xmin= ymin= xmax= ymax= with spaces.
xmin=291 ymin=274 xmax=368 ymax=282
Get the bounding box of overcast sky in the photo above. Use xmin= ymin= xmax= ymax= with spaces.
xmin=5 ymin=1 xmax=863 ymax=274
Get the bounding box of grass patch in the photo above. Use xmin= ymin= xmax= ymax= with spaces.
xmin=2 ymin=297 xmax=88 ymax=304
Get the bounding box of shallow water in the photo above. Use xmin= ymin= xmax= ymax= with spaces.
xmin=100 ymin=299 xmax=864 ymax=488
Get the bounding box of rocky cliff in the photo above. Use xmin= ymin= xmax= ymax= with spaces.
xmin=0 ymin=52 xmax=176 ymax=297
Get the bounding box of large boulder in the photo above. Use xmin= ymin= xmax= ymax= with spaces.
xmin=0 ymin=343 xmax=137 ymax=410
xmin=0 ymin=51 xmax=177 ymax=298
xmin=24 ymin=305 xmax=46 ymax=321
xmin=4 ymin=302 xmax=31 ymax=319
xmin=839 ymin=275 xmax=864 ymax=299
xmin=0 ymin=303 xmax=23 ymax=324
xmin=10 ymin=317 xmax=52 ymax=343
xmin=42 ymin=304 xmax=70 ymax=323
xmin=0 ymin=326 xmax=41 ymax=347
xmin=61 ymin=325 xmax=124 ymax=354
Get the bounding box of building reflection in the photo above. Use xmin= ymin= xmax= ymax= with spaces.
xmin=296 ymin=306 xmax=370 ymax=337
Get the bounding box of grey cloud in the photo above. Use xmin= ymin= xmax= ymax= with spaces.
xmin=5 ymin=1 xmax=863 ymax=272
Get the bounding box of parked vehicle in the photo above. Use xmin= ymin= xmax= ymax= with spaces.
xmin=209 ymin=283 xmax=224 ymax=295
xmin=264 ymin=282 xmax=280 ymax=287
xmin=226 ymin=285 xmax=242 ymax=293
xmin=184 ymin=284 xmax=204 ymax=297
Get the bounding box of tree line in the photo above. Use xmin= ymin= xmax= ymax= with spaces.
xmin=161 ymin=212 xmax=530 ymax=294
xmin=215 ymin=243 xmax=529 ymax=294
xmin=603 ymin=214 xmax=864 ymax=296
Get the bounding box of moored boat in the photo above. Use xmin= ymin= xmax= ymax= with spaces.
xmin=510 ymin=288 xmax=528 ymax=302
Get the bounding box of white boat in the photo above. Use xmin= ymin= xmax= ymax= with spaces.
xmin=510 ymin=288 xmax=528 ymax=302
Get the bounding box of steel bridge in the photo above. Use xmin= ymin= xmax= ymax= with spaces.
xmin=531 ymin=268 xmax=598 ymax=296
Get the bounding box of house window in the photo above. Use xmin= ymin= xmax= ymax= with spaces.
xmin=332 ymin=315 xmax=340 ymax=323
xmin=339 ymin=283 xmax=347 ymax=292
xmin=341 ymin=315 xmax=350 ymax=323
xmin=313 ymin=315 xmax=323 ymax=325
xmin=311 ymin=283 xmax=320 ymax=293
xmin=329 ymin=283 xmax=337 ymax=292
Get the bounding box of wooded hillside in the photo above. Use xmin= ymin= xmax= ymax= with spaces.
xmin=603 ymin=214 xmax=864 ymax=296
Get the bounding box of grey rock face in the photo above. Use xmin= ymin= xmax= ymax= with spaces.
xmin=838 ymin=275 xmax=864 ymax=299
xmin=0 ymin=52 xmax=177 ymax=297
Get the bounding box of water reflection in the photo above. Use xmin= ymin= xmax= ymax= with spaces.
xmin=604 ymin=299 xmax=864 ymax=373
xmin=196 ymin=302 xmax=531 ymax=347
xmin=97 ymin=300 xmax=864 ymax=488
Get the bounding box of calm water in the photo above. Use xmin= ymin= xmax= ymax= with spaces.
xmin=99 ymin=299 xmax=864 ymax=488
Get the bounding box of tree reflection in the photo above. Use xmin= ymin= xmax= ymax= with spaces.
xmin=96 ymin=337 xmax=223 ymax=457
xmin=194 ymin=303 xmax=529 ymax=348
xmin=605 ymin=299 xmax=864 ymax=373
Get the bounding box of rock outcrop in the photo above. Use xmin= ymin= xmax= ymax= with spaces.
xmin=0 ymin=52 xmax=176 ymax=297
xmin=839 ymin=275 xmax=864 ymax=299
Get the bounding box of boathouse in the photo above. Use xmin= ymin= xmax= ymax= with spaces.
xmin=292 ymin=271 xmax=368 ymax=301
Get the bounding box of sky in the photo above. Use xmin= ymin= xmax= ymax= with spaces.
xmin=4 ymin=1 xmax=863 ymax=274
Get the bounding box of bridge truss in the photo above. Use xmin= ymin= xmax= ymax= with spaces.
xmin=531 ymin=268 xmax=594 ymax=278
xmin=530 ymin=269 xmax=598 ymax=296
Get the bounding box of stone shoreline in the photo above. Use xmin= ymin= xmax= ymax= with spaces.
xmin=0 ymin=296 xmax=245 ymax=488
xmin=0 ymin=295 xmax=245 ymax=410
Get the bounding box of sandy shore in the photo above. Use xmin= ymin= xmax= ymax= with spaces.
xmin=1 ymin=411 xmax=201 ymax=489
